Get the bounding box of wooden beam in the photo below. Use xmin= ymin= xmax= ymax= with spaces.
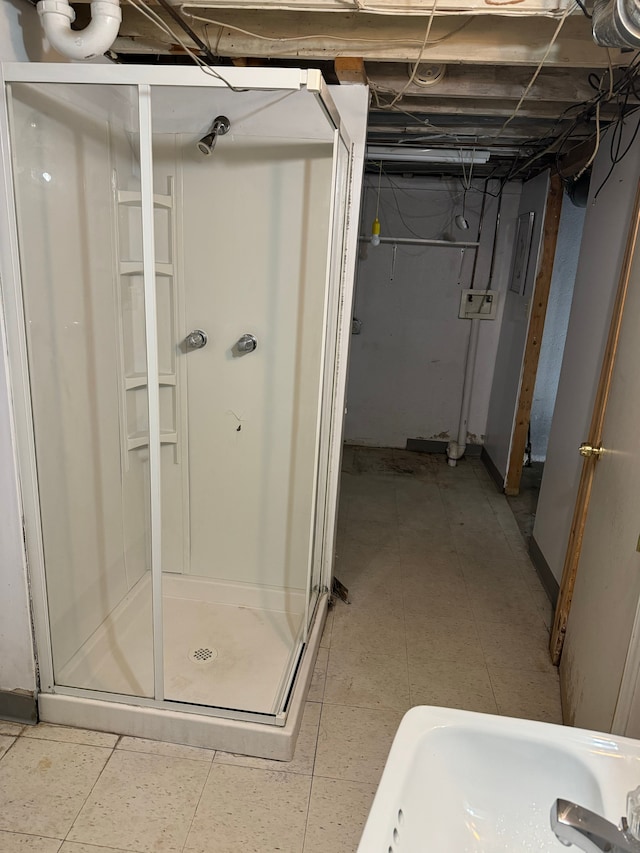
xmin=368 ymin=63 xmax=600 ymax=104
xmin=115 ymin=10 xmax=625 ymax=67
xmin=550 ymin=178 xmax=640 ymax=665
xmin=367 ymin=120 xmax=595 ymax=142
xmin=556 ymin=136 xmax=598 ymax=178
xmin=372 ymin=97 xmax=621 ymax=120
xmin=504 ymin=173 xmax=563 ymax=498
xmin=335 ymin=57 xmax=367 ymax=84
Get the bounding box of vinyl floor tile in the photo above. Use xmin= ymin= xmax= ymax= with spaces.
xmin=0 ymin=738 xmax=111 ymax=839
xmin=0 ymin=832 xmax=62 ymax=852
xmin=324 ymin=649 xmax=411 ymax=712
xmin=184 ymin=763 xmax=311 ymax=853
xmin=303 ymin=777 xmax=377 ymax=853
xmin=67 ymin=749 xmax=209 ymax=852
xmin=0 ymin=448 xmax=563 ymax=853
xmin=314 ymin=704 xmax=404 ymax=785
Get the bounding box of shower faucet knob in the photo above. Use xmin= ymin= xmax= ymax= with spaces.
xmin=236 ymin=334 xmax=258 ymax=354
xmin=185 ymin=329 xmax=208 ymax=350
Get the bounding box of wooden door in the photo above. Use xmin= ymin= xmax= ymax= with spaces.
xmin=552 ymin=181 xmax=640 ymax=729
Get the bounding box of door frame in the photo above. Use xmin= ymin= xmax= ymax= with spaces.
xmin=504 ymin=174 xmax=563 ymax=496
xmin=0 ymin=62 xmax=356 ymax=724
xmin=550 ymin=177 xmax=640 ymax=665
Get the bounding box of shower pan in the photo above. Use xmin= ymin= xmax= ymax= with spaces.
xmin=0 ymin=64 xmax=364 ymax=758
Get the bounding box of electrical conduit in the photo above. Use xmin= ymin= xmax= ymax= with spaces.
xmin=447 ymin=317 xmax=481 ymax=467
xmin=447 ymin=181 xmax=501 ymax=468
xmin=37 ymin=0 xmax=121 ymax=60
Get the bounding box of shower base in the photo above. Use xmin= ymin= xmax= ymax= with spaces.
xmin=57 ymin=573 xmax=306 ymax=716
xmin=39 ymin=590 xmax=325 ymax=760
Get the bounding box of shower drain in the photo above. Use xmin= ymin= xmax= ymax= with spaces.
xmin=188 ymin=647 xmax=218 ymax=665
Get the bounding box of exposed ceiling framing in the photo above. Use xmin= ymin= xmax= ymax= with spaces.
xmin=70 ymin=0 xmax=640 ymax=179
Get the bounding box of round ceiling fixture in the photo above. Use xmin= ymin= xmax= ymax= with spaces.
xmin=409 ymin=64 xmax=446 ymax=87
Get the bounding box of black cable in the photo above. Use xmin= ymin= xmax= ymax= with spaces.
xmin=154 ymin=0 xmax=220 ymax=64
xmin=588 ymin=72 xmax=602 ymax=91
xmin=574 ymin=0 xmax=592 ymax=18
xmin=593 ymin=110 xmax=640 ymax=201
xmin=509 ymin=57 xmax=640 ymax=181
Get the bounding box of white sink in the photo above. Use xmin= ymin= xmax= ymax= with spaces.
xmin=357 ymin=706 xmax=640 ymax=852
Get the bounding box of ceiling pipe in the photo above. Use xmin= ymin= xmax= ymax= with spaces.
xmin=37 ymin=0 xmax=121 ymax=60
xmin=593 ymin=0 xmax=640 ymax=46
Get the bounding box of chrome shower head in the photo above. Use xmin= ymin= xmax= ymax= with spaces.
xmin=197 ymin=115 xmax=230 ymax=156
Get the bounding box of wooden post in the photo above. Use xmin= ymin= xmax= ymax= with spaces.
xmin=334 ymin=57 xmax=367 ymax=85
xmin=504 ymin=173 xmax=563 ymax=496
xmin=550 ymin=178 xmax=640 ymax=665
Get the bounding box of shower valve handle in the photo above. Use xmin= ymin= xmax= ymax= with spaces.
xmin=185 ymin=329 xmax=208 ymax=350
xmin=236 ymin=334 xmax=258 ymax=354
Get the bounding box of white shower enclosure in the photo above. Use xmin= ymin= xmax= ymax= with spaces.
xmin=0 ymin=63 xmax=362 ymax=758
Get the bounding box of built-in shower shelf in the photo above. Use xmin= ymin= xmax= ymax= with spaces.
xmin=119 ymin=261 xmax=174 ymax=277
xmin=125 ymin=372 xmax=177 ymax=391
xmin=115 ymin=173 xmax=182 ymax=473
xmin=117 ymin=189 xmax=173 ymax=210
xmin=127 ymin=430 xmax=178 ymax=451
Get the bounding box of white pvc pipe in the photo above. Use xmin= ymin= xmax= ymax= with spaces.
xmin=447 ymin=318 xmax=481 ymax=468
xmin=37 ymin=0 xmax=121 ymax=60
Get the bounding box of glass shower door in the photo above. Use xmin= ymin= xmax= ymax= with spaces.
xmin=150 ymin=86 xmax=337 ymax=715
xmin=5 ymin=70 xmax=351 ymax=721
xmin=8 ymin=82 xmax=156 ymax=699
xmin=306 ymin=133 xmax=352 ymax=629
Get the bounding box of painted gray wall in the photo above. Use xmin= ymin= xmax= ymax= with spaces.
xmin=483 ymin=170 xmax=550 ymax=481
xmin=533 ymin=120 xmax=640 ymax=583
xmin=530 ymin=199 xmax=585 ymax=462
xmin=344 ymin=176 xmax=521 ymax=449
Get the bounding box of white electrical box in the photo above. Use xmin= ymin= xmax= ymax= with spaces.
xmin=459 ymin=289 xmax=499 ymax=320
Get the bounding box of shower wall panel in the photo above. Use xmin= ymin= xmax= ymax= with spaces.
xmin=153 ymin=137 xmax=333 ymax=589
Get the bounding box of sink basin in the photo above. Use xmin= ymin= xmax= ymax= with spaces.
xmin=357 ymin=706 xmax=640 ymax=852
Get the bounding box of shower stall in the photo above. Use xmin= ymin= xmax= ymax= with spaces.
xmin=0 ymin=64 xmax=364 ymax=758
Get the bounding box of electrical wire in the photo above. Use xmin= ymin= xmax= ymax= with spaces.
xmin=494 ymin=1 xmax=575 ymax=139
xmin=124 ymin=0 xmax=246 ymax=90
xmin=375 ymin=161 xmax=382 ymax=221
xmin=505 ymin=52 xmax=640 ymax=180
xmin=573 ymin=0 xmax=592 ymax=17
xmin=155 ymin=0 xmax=218 ymax=63
xmin=593 ymin=109 xmax=640 ymax=200
xmin=181 ymin=7 xmax=471 ymax=47
xmin=386 ymin=0 xmax=439 ymax=109
xmin=372 ymin=50 xmax=640 ymax=185
xmin=574 ymin=99 xmax=601 ymax=180
xmin=367 ymin=166 xmax=493 ymax=241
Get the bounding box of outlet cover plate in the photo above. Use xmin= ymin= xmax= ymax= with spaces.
xmin=459 ymin=289 xmax=498 ymax=320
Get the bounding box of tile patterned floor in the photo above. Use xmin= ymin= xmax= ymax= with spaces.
xmin=0 ymin=447 xmax=562 ymax=853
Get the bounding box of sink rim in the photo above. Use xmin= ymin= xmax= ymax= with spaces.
xmin=357 ymin=705 xmax=640 ymax=852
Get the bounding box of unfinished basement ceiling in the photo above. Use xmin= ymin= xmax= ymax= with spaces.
xmin=70 ymin=0 xmax=640 ymax=178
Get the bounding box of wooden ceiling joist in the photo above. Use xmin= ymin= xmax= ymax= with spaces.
xmin=367 ymin=64 xmax=603 ymax=105
xmin=112 ymin=9 xmax=624 ymax=68
xmin=371 ymin=97 xmax=621 ymax=120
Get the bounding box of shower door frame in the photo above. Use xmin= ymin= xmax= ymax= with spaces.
xmin=0 ymin=63 xmax=354 ymax=727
